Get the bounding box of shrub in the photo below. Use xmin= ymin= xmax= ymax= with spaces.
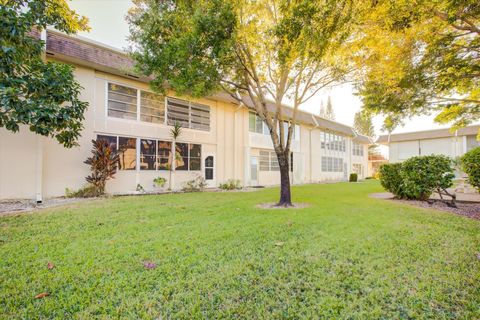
xmin=401 ymin=155 xmax=455 ymax=200
xmin=84 ymin=139 xmax=119 ymax=196
xmin=379 ymin=163 xmax=406 ymax=198
xmin=182 ymin=175 xmax=207 ymax=192
xmin=153 ymin=177 xmax=167 ymax=188
xmin=65 ymin=185 xmax=99 ymax=198
xmin=349 ymin=173 xmax=358 ymax=182
xmin=219 ymin=179 xmax=242 ymax=190
xmin=461 ymin=146 xmax=480 ymax=191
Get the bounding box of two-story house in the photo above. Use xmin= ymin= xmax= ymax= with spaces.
xmin=0 ymin=30 xmax=370 ymax=201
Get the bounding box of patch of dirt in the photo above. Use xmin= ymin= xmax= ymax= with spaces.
xmin=395 ymin=199 xmax=480 ymax=220
xmin=256 ymin=202 xmax=311 ymax=210
xmin=0 ymin=198 xmax=95 ymax=216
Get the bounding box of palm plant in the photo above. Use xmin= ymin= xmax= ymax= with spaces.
xmin=169 ymin=122 xmax=182 ymax=190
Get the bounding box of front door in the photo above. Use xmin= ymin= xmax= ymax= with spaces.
xmin=204 ymin=155 xmax=215 ymax=187
xmin=250 ymin=156 xmax=258 ymax=186
xmin=343 ymin=162 xmax=348 ymax=180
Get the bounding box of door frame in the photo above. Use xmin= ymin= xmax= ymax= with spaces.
xmin=203 ymin=154 xmax=216 ymax=187
xmin=250 ymin=156 xmax=259 ymax=186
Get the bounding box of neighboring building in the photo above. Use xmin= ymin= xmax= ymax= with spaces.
xmin=0 ymin=30 xmax=370 ymax=201
xmin=377 ymin=125 xmax=480 ymax=163
xmin=368 ymin=153 xmax=388 ymax=177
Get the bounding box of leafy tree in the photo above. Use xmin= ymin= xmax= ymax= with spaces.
xmin=0 ymin=0 xmax=89 ymax=147
xmin=352 ymin=0 xmax=480 ymax=134
xmin=127 ymin=0 xmax=356 ymax=206
xmin=324 ymin=96 xmax=336 ymax=121
xmin=353 ymin=111 xmax=375 ymax=137
xmin=318 ymin=101 xmax=326 ymax=118
xmin=84 ymin=139 xmax=119 ymax=196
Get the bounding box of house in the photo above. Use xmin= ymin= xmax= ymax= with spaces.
xmin=377 ymin=125 xmax=480 ymax=163
xmin=367 ymin=153 xmax=388 ymax=177
xmin=0 ymin=30 xmax=370 ymax=201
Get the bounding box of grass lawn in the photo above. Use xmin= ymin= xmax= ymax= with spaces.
xmin=1 ymin=181 xmax=479 ymax=319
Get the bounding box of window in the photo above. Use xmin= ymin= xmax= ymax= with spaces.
xmin=353 ymin=163 xmax=364 ymax=177
xmin=108 ymin=83 xmax=137 ymax=120
xmin=118 ymin=137 xmax=136 ymax=170
xmin=322 ymin=131 xmax=345 ymax=152
xmin=167 ymin=97 xmax=210 ymax=131
xmin=174 ymin=142 xmax=201 ymax=171
xmin=259 ymin=150 xmax=292 ymax=172
xmin=205 ymin=156 xmax=214 ymax=180
xmin=321 ymin=156 xmax=344 ymax=172
xmin=158 ymin=141 xmax=172 ymax=170
xmin=141 ymin=91 xmax=165 ymax=124
xmin=259 ymin=151 xmax=270 ymax=171
xmin=270 ymin=152 xmax=280 ymax=171
xmin=249 ymin=112 xmax=300 ymax=141
xmin=97 ymin=134 xmax=117 ymax=150
xmin=353 ymin=143 xmax=364 ymax=156
xmin=189 ymin=144 xmax=201 ymax=170
xmin=140 ymin=139 xmax=156 ymax=170
xmin=249 ymin=112 xmax=264 ymax=134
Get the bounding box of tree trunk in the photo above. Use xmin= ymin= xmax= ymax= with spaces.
xmin=277 ymin=152 xmax=292 ymax=207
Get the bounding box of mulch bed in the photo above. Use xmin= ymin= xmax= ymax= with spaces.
xmin=370 ymin=192 xmax=480 ymax=220
xmin=395 ymin=199 xmax=480 ymax=220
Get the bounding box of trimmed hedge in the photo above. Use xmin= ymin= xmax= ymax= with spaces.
xmin=379 ymin=163 xmax=406 ymax=198
xmin=461 ymin=146 xmax=480 ymax=191
xmin=379 ymin=155 xmax=455 ymax=200
xmin=349 ymin=173 xmax=358 ymax=182
xmin=401 ymin=155 xmax=455 ymax=200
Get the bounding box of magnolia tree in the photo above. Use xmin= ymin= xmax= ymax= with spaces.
xmin=0 ymin=0 xmax=89 ymax=147
xmin=127 ymin=0 xmax=355 ymax=206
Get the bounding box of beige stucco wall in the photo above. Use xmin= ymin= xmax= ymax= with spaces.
xmin=0 ymin=61 xmax=369 ymax=200
xmin=388 ymin=137 xmax=465 ymax=163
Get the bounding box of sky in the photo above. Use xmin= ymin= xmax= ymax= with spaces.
xmin=69 ymin=0 xmax=451 ymax=136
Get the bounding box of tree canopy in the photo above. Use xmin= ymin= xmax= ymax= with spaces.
xmin=0 ymin=0 xmax=89 ymax=147
xmin=353 ymin=111 xmax=375 ymax=138
xmin=128 ymin=0 xmax=357 ymax=205
xmin=352 ymin=0 xmax=479 ymax=133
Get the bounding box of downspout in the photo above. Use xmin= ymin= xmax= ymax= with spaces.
xmin=36 ymin=29 xmax=47 ymax=203
xmin=310 ymin=115 xmax=320 ymax=183
xmin=233 ymin=102 xmax=243 ymax=182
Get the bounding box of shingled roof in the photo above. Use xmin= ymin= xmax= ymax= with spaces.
xmin=377 ymin=125 xmax=480 ymax=144
xmin=44 ymin=29 xmax=368 ymax=141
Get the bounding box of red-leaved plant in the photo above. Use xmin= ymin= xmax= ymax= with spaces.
xmin=84 ymin=139 xmax=119 ymax=196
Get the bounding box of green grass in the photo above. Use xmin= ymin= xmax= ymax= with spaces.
xmin=1 ymin=181 xmax=479 ymax=319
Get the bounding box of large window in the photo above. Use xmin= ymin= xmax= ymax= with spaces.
xmin=97 ymin=134 xmax=136 ymax=170
xmin=108 ymin=83 xmax=137 ymax=120
xmin=174 ymin=142 xmax=201 ymax=171
xmin=353 ymin=163 xmax=364 ymax=177
xmin=140 ymin=91 xmax=165 ymax=124
xmin=139 ymin=139 xmax=172 ymax=171
xmin=321 ymin=156 xmax=344 ymax=172
xmin=140 ymin=139 xmax=156 ymax=170
xmin=321 ymin=132 xmax=346 ymax=152
xmin=352 ymin=143 xmax=364 ymax=156
xmin=167 ymin=97 xmax=210 ymax=131
xmin=118 ymin=137 xmax=136 ymax=170
xmin=249 ymin=112 xmax=300 ymax=141
xmin=107 ymin=83 xmax=210 ymax=131
xmin=259 ymin=150 xmax=293 ymax=172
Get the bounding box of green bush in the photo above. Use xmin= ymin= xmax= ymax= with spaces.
xmin=182 ymin=175 xmax=207 ymax=192
xmin=401 ymin=155 xmax=455 ymax=200
xmin=379 ymin=163 xmax=406 ymax=198
xmin=349 ymin=173 xmax=358 ymax=182
xmin=461 ymin=146 xmax=480 ymax=191
xmin=219 ymin=179 xmax=242 ymax=190
xmin=153 ymin=177 xmax=167 ymax=188
xmin=65 ymin=185 xmax=99 ymax=198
